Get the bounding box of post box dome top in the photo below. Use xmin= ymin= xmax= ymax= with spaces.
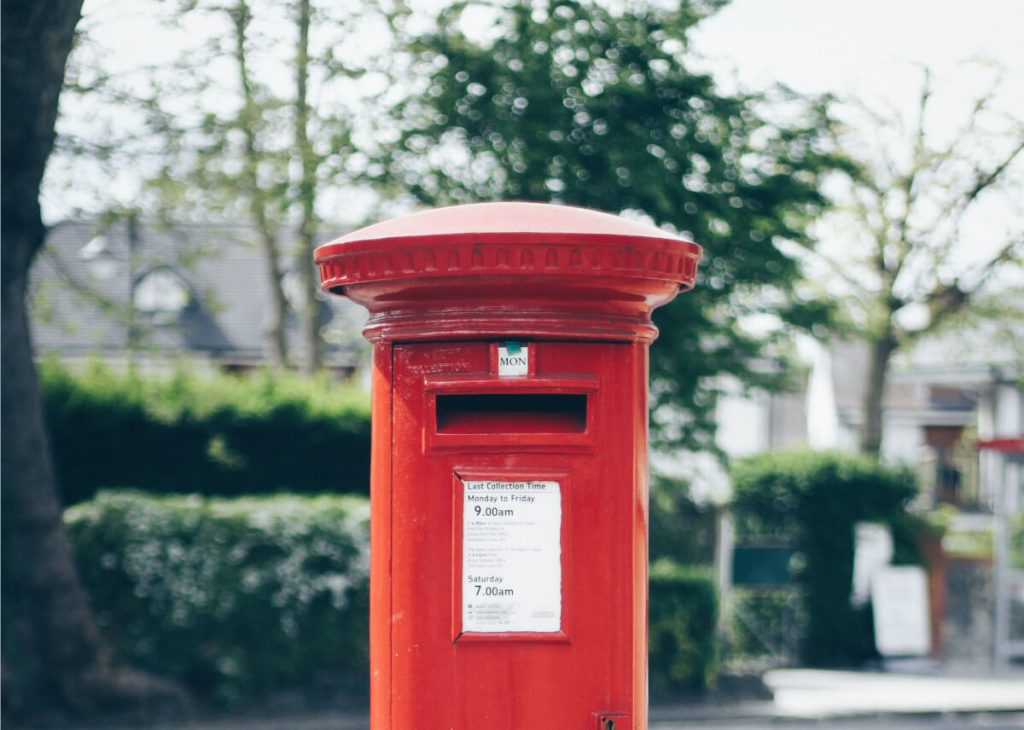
xmin=315 ymin=202 xmax=702 ymax=343
xmin=317 ymin=201 xmax=699 ymax=249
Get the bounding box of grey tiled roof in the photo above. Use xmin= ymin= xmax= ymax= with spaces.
xmin=30 ymin=219 xmax=368 ymax=366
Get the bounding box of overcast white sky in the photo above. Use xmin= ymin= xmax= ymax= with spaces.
xmin=44 ymin=0 xmax=1024 ymax=225
xmin=695 ymin=0 xmax=1023 ymax=288
xmin=692 ymin=0 xmax=1024 ymax=113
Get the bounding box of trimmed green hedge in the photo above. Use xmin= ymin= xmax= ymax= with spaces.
xmin=41 ymin=360 xmax=371 ymax=503
xmin=648 ymin=560 xmax=719 ymax=696
xmin=730 ymin=450 xmax=919 ymax=666
xmin=727 ymin=588 xmax=804 ymax=663
xmin=65 ymin=491 xmax=719 ymax=706
xmin=649 ymin=474 xmax=718 ymax=566
xmin=65 ymin=491 xmax=370 ymax=706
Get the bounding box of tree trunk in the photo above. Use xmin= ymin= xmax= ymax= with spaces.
xmin=294 ymin=0 xmax=322 ymax=374
xmin=231 ymin=0 xmax=289 ymax=369
xmin=3 ymin=265 xmax=105 ymax=710
xmin=258 ymin=223 xmax=290 ymax=370
xmin=859 ymin=332 xmax=897 ymax=458
xmin=2 ymin=0 xmax=186 ymax=718
xmin=2 ymin=0 xmax=98 ymax=709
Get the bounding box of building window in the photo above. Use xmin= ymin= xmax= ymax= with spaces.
xmin=79 ymin=234 xmax=119 ymax=281
xmin=925 ymin=425 xmax=969 ymax=506
xmin=134 ymin=269 xmax=190 ymax=324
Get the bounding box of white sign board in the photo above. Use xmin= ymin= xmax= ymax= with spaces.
xmin=871 ymin=566 xmax=931 ymax=656
xmin=851 ymin=522 xmax=893 ymax=607
xmin=497 ymin=345 xmax=529 ymax=377
xmin=462 ymin=480 xmax=561 ymax=633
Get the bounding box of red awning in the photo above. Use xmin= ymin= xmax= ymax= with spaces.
xmin=976 ymin=437 xmax=1024 ymax=453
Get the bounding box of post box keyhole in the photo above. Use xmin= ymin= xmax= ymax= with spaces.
xmin=597 ymin=713 xmax=626 ymax=729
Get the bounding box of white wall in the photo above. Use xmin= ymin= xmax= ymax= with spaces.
xmin=881 ymin=419 xmax=926 ymax=466
xmin=656 ymin=377 xmax=775 ymax=504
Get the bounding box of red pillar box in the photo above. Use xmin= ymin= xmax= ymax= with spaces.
xmin=315 ymin=202 xmax=701 ymax=730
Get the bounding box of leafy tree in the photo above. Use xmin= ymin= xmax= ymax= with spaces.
xmin=151 ymin=0 xmax=314 ymax=369
xmin=818 ymin=70 xmax=1023 ymax=456
xmin=383 ymin=0 xmax=841 ymax=451
xmin=52 ymin=0 xmax=399 ymax=372
xmin=1 ymin=0 xmax=184 ymax=716
xmin=293 ymin=0 xmax=321 ymax=373
xmin=48 ymin=0 xmax=294 ymax=366
xmin=228 ymin=0 xmax=292 ymax=368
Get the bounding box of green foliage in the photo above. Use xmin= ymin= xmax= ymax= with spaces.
xmin=940 ymin=523 xmax=994 ymax=559
xmin=64 ymin=491 xmax=370 ymax=706
xmin=644 ymin=478 xmax=721 ymax=692
xmin=40 ymin=359 xmax=371 ymax=503
xmin=730 ymin=450 xmax=918 ymax=666
xmin=386 ymin=0 xmax=843 ymax=450
xmin=816 ymin=73 xmax=1024 ymax=456
xmin=647 ymin=478 xmax=720 ymax=690
xmin=62 ymin=490 xmax=719 ymax=706
xmin=648 ymin=560 xmax=719 ymax=696
xmin=1012 ymin=512 xmax=1024 ymax=570
xmin=649 ymin=474 xmax=717 ymax=566
xmin=727 ymin=589 xmax=803 ymax=663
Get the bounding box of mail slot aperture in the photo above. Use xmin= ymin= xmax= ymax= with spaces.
xmin=436 ymin=392 xmax=587 ymax=434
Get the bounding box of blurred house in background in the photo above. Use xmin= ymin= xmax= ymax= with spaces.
xmin=30 ymin=219 xmax=368 ymax=373
xmin=811 ymin=333 xmax=1023 ymax=668
xmin=695 ymin=328 xmax=1023 ymax=669
xmin=689 ymin=332 xmax=1021 ymax=508
xmin=812 ymin=334 xmax=1021 ymax=512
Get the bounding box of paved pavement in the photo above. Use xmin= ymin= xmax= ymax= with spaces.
xmin=764 ymin=669 xmax=1024 ymax=718
xmin=653 ymin=714 xmax=1024 ymax=729
xmin=35 ymin=668 xmax=1024 ymax=729
xmin=650 ymin=668 xmax=1024 ymax=728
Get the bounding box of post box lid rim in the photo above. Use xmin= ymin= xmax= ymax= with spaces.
xmin=315 ymin=201 xmax=701 ymax=256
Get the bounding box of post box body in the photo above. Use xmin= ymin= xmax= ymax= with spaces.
xmin=383 ymin=340 xmax=646 ymax=728
xmin=316 ymin=203 xmax=701 ymax=730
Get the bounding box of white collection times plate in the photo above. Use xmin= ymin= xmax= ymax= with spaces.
xmin=461 ymin=480 xmax=561 ymax=633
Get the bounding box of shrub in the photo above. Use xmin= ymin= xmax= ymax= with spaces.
xmin=65 ymin=491 xmax=370 ymax=707
xmin=648 ymin=560 xmax=719 ymax=696
xmin=41 ymin=360 xmax=371 ymax=503
xmin=727 ymin=588 xmax=805 ymax=664
xmin=730 ymin=450 xmax=918 ymax=666
xmin=64 ymin=490 xmax=719 ymax=705
xmin=649 ymin=475 xmax=718 ymax=566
